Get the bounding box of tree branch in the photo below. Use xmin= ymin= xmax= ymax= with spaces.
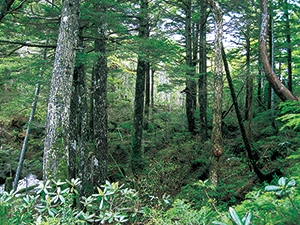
xmin=0 ymin=40 xmax=56 ymax=48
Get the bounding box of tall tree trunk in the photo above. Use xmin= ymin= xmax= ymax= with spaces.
xmin=91 ymin=4 xmax=108 ymax=187
xmin=131 ymin=0 xmax=149 ymax=176
xmin=245 ymin=25 xmax=253 ymax=143
xmin=151 ymin=68 xmax=155 ymax=112
xmin=68 ymin=64 xmax=79 ymax=180
xmin=184 ymin=0 xmax=196 ymax=134
xmin=43 ymin=0 xmax=80 ymax=180
xmin=199 ymin=0 xmax=208 ymax=140
xmin=144 ymin=62 xmax=150 ymax=130
xmin=268 ymin=3 xmax=275 ymax=110
xmin=257 ymin=57 xmax=263 ymax=107
xmin=206 ymin=0 xmax=223 ymax=185
xmin=260 ymin=0 xmax=298 ymax=101
xmin=284 ymin=0 xmax=292 ymax=92
xmin=68 ymin=27 xmax=87 ymax=196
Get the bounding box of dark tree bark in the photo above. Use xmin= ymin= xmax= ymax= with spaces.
xmin=260 ymin=0 xmax=298 ymax=101
xmin=284 ymin=0 xmax=292 ymax=92
xmin=144 ymin=62 xmax=150 ymax=130
xmin=184 ymin=0 xmax=196 ymax=134
xmin=14 ymin=84 xmax=40 ymax=191
xmin=0 ymin=0 xmax=14 ymax=22
xmin=131 ymin=0 xmax=149 ymax=176
xmin=68 ymin=27 xmax=87 ymax=193
xmin=91 ymin=4 xmax=108 ymax=187
xmin=69 ymin=65 xmax=79 ymax=180
xmin=222 ymin=45 xmax=268 ymax=181
xmin=244 ymin=26 xmax=253 ymax=142
xmin=199 ymin=0 xmax=208 ymax=140
xmin=77 ymin=59 xmax=88 ymax=197
xmin=151 ymin=68 xmax=155 ymax=112
xmin=43 ymin=0 xmax=80 ymax=180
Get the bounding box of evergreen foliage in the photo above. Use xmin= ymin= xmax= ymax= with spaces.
xmin=1 ymin=0 xmax=300 ymax=223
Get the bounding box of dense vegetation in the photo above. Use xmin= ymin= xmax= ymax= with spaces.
xmin=1 ymin=0 xmax=300 ymax=224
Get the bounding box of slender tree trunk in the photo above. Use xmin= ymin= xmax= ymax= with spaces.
xmin=14 ymin=84 xmax=40 ymax=191
xmin=89 ymin=69 xmax=94 ymax=140
xmin=184 ymin=0 xmax=196 ymax=134
xmin=68 ymin=27 xmax=87 ymax=196
xmin=131 ymin=0 xmax=149 ymax=176
xmin=151 ymin=68 xmax=155 ymax=112
xmin=78 ymin=63 xmax=87 ymax=197
xmin=69 ymin=66 xmax=79 ymax=180
xmin=43 ymin=0 xmax=80 ymax=180
xmin=91 ymin=4 xmax=108 ymax=187
xmin=199 ymin=0 xmax=208 ymax=140
xmin=245 ymin=26 xmax=253 ymax=143
xmin=260 ymin=0 xmax=298 ymax=101
xmin=268 ymin=3 xmax=275 ymax=110
xmin=206 ymin=0 xmax=223 ymax=185
xmin=144 ymin=62 xmax=150 ymax=130
xmin=222 ymin=45 xmax=266 ymax=181
xmin=284 ymin=0 xmax=292 ymax=92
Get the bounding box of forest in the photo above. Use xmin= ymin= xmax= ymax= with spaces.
xmin=0 ymin=0 xmax=300 ymax=224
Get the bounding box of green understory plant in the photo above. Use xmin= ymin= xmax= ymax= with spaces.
xmin=213 ymin=207 xmax=251 ymax=225
xmin=265 ymin=177 xmax=299 ymax=216
xmin=0 ymin=179 xmax=149 ymax=225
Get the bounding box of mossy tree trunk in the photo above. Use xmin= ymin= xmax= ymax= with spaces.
xmin=206 ymin=0 xmax=223 ymax=186
xmin=43 ymin=0 xmax=80 ymax=180
xmin=90 ymin=4 xmax=108 ymax=188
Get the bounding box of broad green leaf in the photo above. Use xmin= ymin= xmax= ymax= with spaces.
xmin=287 ymin=179 xmax=296 ymax=187
xmin=278 ymin=177 xmax=287 ymax=186
xmin=265 ymin=185 xmax=281 ymax=192
xmin=229 ymin=207 xmax=242 ymax=225
xmin=97 ymin=187 xmax=104 ymax=196
xmin=242 ymin=212 xmax=251 ymax=225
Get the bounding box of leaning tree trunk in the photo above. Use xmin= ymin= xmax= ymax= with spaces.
xmin=222 ymin=45 xmax=265 ymax=181
xmin=14 ymin=84 xmax=40 ymax=191
xmin=206 ymin=0 xmax=223 ymax=186
xmin=260 ymin=0 xmax=298 ymax=101
xmin=43 ymin=0 xmax=80 ymax=180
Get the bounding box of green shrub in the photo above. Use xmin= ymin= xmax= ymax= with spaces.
xmin=147 ymin=199 xmax=214 ymax=225
xmin=0 ymin=179 xmax=149 ymax=225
